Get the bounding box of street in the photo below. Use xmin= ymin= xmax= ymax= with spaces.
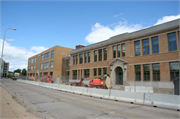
xmin=1 ymin=79 xmax=180 ymax=119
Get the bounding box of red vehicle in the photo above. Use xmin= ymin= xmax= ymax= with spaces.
xmin=41 ymin=75 xmax=52 ymax=83
xmin=70 ymin=74 xmax=110 ymax=89
xmin=29 ymin=77 xmax=36 ymax=81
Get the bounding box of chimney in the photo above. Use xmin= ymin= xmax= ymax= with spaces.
xmin=76 ymin=45 xmax=85 ymax=49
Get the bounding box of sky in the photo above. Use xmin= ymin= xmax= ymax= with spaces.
xmin=0 ymin=0 xmax=180 ymax=72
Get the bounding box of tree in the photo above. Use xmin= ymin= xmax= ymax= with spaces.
xmin=21 ymin=68 xmax=27 ymax=76
xmin=13 ymin=69 xmax=21 ymax=73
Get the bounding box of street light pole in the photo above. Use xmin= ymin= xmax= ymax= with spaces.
xmin=0 ymin=28 xmax=16 ymax=78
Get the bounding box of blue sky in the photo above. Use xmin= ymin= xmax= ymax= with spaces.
xmin=0 ymin=1 xmax=179 ymax=71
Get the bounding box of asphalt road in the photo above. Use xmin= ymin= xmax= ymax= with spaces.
xmin=1 ymin=79 xmax=180 ymax=119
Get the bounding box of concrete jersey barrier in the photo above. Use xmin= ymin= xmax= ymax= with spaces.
xmin=71 ymin=86 xmax=88 ymax=95
xmin=109 ymin=90 xmax=144 ymax=104
xmin=85 ymin=88 xmax=110 ymax=99
xmin=125 ymin=86 xmax=153 ymax=93
xmin=144 ymin=93 xmax=180 ymax=110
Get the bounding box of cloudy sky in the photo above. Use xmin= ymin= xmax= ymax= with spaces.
xmin=1 ymin=1 xmax=179 ymax=71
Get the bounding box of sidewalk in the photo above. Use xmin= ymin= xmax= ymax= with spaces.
xmin=0 ymin=85 xmax=39 ymax=119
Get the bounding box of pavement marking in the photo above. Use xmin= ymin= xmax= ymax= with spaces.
xmin=28 ymin=87 xmax=142 ymax=119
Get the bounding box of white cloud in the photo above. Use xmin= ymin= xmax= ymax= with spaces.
xmin=6 ymin=39 xmax=14 ymax=41
xmin=85 ymin=19 xmax=143 ymax=43
xmin=0 ymin=39 xmax=48 ymax=71
xmin=113 ymin=13 xmax=123 ymax=18
xmin=154 ymin=14 xmax=180 ymax=25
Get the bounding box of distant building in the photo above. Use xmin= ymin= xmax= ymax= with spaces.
xmin=3 ymin=62 xmax=9 ymax=77
xmin=27 ymin=45 xmax=73 ymax=79
xmin=69 ymin=19 xmax=180 ymax=94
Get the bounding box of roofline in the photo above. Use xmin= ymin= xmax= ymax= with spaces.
xmin=70 ymin=18 xmax=180 ymax=55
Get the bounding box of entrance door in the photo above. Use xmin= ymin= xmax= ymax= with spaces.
xmin=116 ymin=67 xmax=123 ymax=85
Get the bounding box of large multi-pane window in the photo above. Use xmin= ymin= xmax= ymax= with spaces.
xmin=31 ymin=59 xmax=34 ymax=64
xmin=117 ymin=44 xmax=120 ymax=57
xmin=84 ymin=69 xmax=90 ymax=78
xmin=93 ymin=68 xmax=97 ymax=76
xmin=73 ymin=70 xmax=77 ymax=80
xmin=170 ymin=62 xmax=179 ymax=81
xmin=135 ymin=41 xmax=140 ymax=56
xmin=94 ymin=50 xmax=97 ymax=62
xmin=31 ymin=66 xmax=33 ymax=71
xmin=153 ymin=64 xmax=160 ymax=81
xmin=98 ymin=49 xmax=102 ymax=61
xmin=84 ymin=53 xmax=87 ymax=63
xmin=168 ymin=32 xmax=177 ymax=51
xmin=76 ymin=55 xmax=78 ymax=64
xmin=41 ymin=55 xmax=44 ymax=61
xmin=135 ymin=65 xmax=141 ymax=81
xmin=79 ymin=54 xmax=83 ymax=64
xmin=144 ymin=64 xmax=150 ymax=81
xmin=122 ymin=43 xmax=125 ymax=57
xmin=28 ymin=60 xmax=30 ymax=64
xmin=45 ymin=52 xmax=50 ymax=60
xmin=98 ymin=68 xmax=101 ymax=75
xmin=152 ymin=36 xmax=159 ymax=54
xmin=44 ymin=62 xmax=49 ymax=69
xmin=103 ymin=48 xmax=107 ymax=60
xmin=34 ymin=65 xmax=36 ymax=71
xmin=34 ymin=58 xmax=36 ymax=63
xmin=113 ymin=45 xmax=116 ymax=58
xmin=73 ymin=56 xmax=75 ymax=65
xmin=51 ymin=51 xmax=54 ymax=58
xmin=88 ymin=52 xmax=90 ymax=63
xmin=143 ymin=39 xmax=149 ymax=55
xmin=40 ymin=64 xmax=43 ymax=70
xmin=50 ymin=61 xmax=54 ymax=69
xmin=103 ymin=67 xmax=107 ymax=75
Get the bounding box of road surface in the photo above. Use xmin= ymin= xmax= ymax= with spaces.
xmin=1 ymin=79 xmax=180 ymax=119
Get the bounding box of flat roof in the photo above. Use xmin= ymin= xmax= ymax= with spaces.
xmin=70 ymin=18 xmax=180 ymax=55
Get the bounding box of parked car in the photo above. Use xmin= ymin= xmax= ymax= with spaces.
xmin=12 ymin=76 xmax=17 ymax=81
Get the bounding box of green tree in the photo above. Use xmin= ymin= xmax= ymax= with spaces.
xmin=13 ymin=69 xmax=21 ymax=73
xmin=21 ymin=68 xmax=27 ymax=76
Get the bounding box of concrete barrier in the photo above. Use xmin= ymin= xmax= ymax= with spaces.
xmin=50 ymin=84 xmax=60 ymax=90
xmin=109 ymin=90 xmax=144 ymax=104
xmin=144 ymin=93 xmax=180 ymax=110
xmin=59 ymin=85 xmax=72 ymax=92
xmin=125 ymin=86 xmax=153 ymax=93
xmin=71 ymin=86 xmax=88 ymax=95
xmin=84 ymin=88 xmax=110 ymax=99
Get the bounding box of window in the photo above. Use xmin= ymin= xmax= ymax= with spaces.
xmin=168 ymin=32 xmax=177 ymax=51
xmin=50 ymin=72 xmax=53 ymax=76
xmin=31 ymin=59 xmax=34 ymax=64
xmin=51 ymin=51 xmax=54 ymax=58
xmin=88 ymin=52 xmax=90 ymax=63
xmin=34 ymin=65 xmax=36 ymax=70
xmin=76 ymin=55 xmax=78 ymax=64
xmin=117 ymin=45 xmax=120 ymax=57
xmin=103 ymin=67 xmax=107 ymax=75
xmin=34 ymin=58 xmax=36 ymax=63
xmin=31 ymin=66 xmax=33 ymax=71
xmin=84 ymin=69 xmax=89 ymax=78
xmin=135 ymin=41 xmax=140 ymax=56
xmin=103 ymin=48 xmax=107 ymax=61
xmin=41 ymin=55 xmax=44 ymax=61
xmin=144 ymin=64 xmax=150 ymax=81
xmin=98 ymin=49 xmax=102 ymax=61
xmin=152 ymin=36 xmax=159 ymax=54
xmin=28 ymin=60 xmax=30 ymax=64
xmin=113 ymin=45 xmax=116 ymax=58
xmin=45 ymin=52 xmax=50 ymax=60
xmin=73 ymin=70 xmax=77 ymax=80
xmin=84 ymin=53 xmax=87 ymax=63
xmin=50 ymin=61 xmax=54 ymax=69
xmin=94 ymin=50 xmax=97 ymax=62
xmin=40 ymin=64 xmax=43 ymax=70
xmin=28 ymin=67 xmax=30 ymax=71
xmin=73 ymin=56 xmax=75 ymax=65
xmin=93 ymin=68 xmax=97 ymax=76
xmin=170 ymin=62 xmax=179 ymax=81
xmin=79 ymin=54 xmax=83 ymax=64
xmin=98 ymin=68 xmax=101 ymax=75
xmin=40 ymin=73 xmax=42 ymax=77
xmin=153 ymin=64 xmax=160 ymax=81
xmin=43 ymin=72 xmax=48 ymax=75
xmin=122 ymin=43 xmax=125 ymax=57
xmin=44 ymin=62 xmax=49 ymax=69
xmin=135 ymin=65 xmax=141 ymax=81
xmin=143 ymin=39 xmax=149 ymax=55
